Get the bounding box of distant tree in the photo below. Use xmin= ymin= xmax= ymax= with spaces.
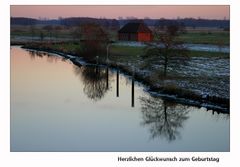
xmin=104 ymin=19 xmax=110 ymax=29
xmin=141 ymin=23 xmax=189 ymax=77
xmin=179 ymin=22 xmax=186 ymax=34
xmin=10 ymin=17 xmax=37 ymax=25
xmin=40 ymin=31 xmax=44 ymax=41
xmin=58 ymin=16 xmax=64 ymax=25
xmin=217 ymin=40 xmax=225 ymax=52
xmin=76 ymin=23 xmax=109 ymax=62
xmin=71 ymin=25 xmax=82 ymax=42
xmin=223 ymin=27 xmax=230 ymax=32
xmin=111 ymin=19 xmax=120 ymax=30
xmin=155 ymin=18 xmax=166 ymax=31
xmin=43 ymin=25 xmax=53 ymax=41
xmin=29 ymin=25 xmax=36 ymax=41
xmin=54 ymin=25 xmax=63 ymax=40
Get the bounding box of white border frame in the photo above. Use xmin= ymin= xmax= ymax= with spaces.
xmin=1 ymin=1 xmax=239 ymax=167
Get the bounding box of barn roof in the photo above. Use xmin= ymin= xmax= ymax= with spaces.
xmin=118 ymin=22 xmax=152 ymax=33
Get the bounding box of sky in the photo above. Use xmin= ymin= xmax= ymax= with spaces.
xmin=11 ymin=5 xmax=229 ymax=20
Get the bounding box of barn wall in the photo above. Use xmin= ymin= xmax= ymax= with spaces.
xmin=118 ymin=33 xmax=138 ymax=41
xmin=118 ymin=33 xmax=128 ymax=41
xmin=129 ymin=33 xmax=138 ymax=41
xmin=138 ymin=33 xmax=152 ymax=42
xmin=119 ymin=32 xmax=153 ymax=41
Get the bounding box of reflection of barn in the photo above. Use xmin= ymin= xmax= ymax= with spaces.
xmin=118 ymin=22 xmax=153 ymax=42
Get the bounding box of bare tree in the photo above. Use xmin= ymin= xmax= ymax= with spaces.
xmin=54 ymin=25 xmax=63 ymax=40
xmin=111 ymin=19 xmax=120 ymax=30
xmin=43 ymin=25 xmax=53 ymax=41
xmin=142 ymin=24 xmax=189 ymax=77
xmin=40 ymin=31 xmax=44 ymax=41
xmin=216 ymin=39 xmax=225 ymax=52
xmin=76 ymin=23 xmax=109 ymax=62
xmin=71 ymin=25 xmax=82 ymax=42
xmin=29 ymin=25 xmax=36 ymax=41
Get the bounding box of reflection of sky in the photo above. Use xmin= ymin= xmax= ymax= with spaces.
xmin=11 ymin=47 xmax=229 ymax=151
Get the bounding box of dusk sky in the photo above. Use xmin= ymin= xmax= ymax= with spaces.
xmin=11 ymin=5 xmax=229 ymax=20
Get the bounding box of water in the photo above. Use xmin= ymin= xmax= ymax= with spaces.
xmin=10 ymin=46 xmax=229 ymax=152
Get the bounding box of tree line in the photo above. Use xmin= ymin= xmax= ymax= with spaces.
xmin=11 ymin=17 xmax=229 ymax=29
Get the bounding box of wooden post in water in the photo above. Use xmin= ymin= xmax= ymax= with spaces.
xmin=116 ymin=69 xmax=119 ymax=97
xmin=131 ymin=72 xmax=135 ymax=108
xmin=106 ymin=66 xmax=109 ymax=89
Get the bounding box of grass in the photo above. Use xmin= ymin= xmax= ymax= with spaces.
xmin=110 ymin=45 xmax=144 ymax=56
xmin=177 ymin=32 xmax=229 ymax=45
xmin=50 ymin=42 xmax=80 ymax=53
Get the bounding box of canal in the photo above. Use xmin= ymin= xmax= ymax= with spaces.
xmin=10 ymin=46 xmax=229 ymax=151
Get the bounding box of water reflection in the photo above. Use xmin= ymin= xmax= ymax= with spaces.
xmin=116 ymin=69 xmax=119 ymax=97
xmin=28 ymin=50 xmax=64 ymax=63
xmin=28 ymin=50 xmax=45 ymax=58
xmin=74 ymin=65 xmax=111 ymax=101
xmin=11 ymin=47 xmax=230 ymax=151
xmin=27 ymin=50 xmax=136 ymax=106
xmin=29 ymin=50 xmax=38 ymax=59
xmin=209 ymin=109 xmax=230 ymax=121
xmin=132 ymin=72 xmax=135 ymax=107
xmin=140 ymin=96 xmax=189 ymax=142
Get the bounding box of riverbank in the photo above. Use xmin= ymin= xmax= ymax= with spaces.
xmin=17 ymin=42 xmax=229 ymax=113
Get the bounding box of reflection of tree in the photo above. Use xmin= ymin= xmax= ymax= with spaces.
xmin=140 ymin=96 xmax=189 ymax=142
xmin=27 ymin=50 xmax=59 ymax=63
xmin=209 ymin=109 xmax=230 ymax=122
xmin=75 ymin=66 xmax=111 ymax=101
xmin=29 ymin=50 xmax=36 ymax=60
xmin=28 ymin=50 xmax=44 ymax=59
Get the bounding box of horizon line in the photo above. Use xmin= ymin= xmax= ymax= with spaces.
xmin=10 ymin=16 xmax=230 ymax=21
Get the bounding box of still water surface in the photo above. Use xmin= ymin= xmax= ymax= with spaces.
xmin=11 ymin=46 xmax=229 ymax=151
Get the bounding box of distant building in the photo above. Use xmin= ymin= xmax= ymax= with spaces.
xmin=118 ymin=22 xmax=153 ymax=42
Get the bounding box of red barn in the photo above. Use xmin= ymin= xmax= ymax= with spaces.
xmin=118 ymin=22 xmax=153 ymax=42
